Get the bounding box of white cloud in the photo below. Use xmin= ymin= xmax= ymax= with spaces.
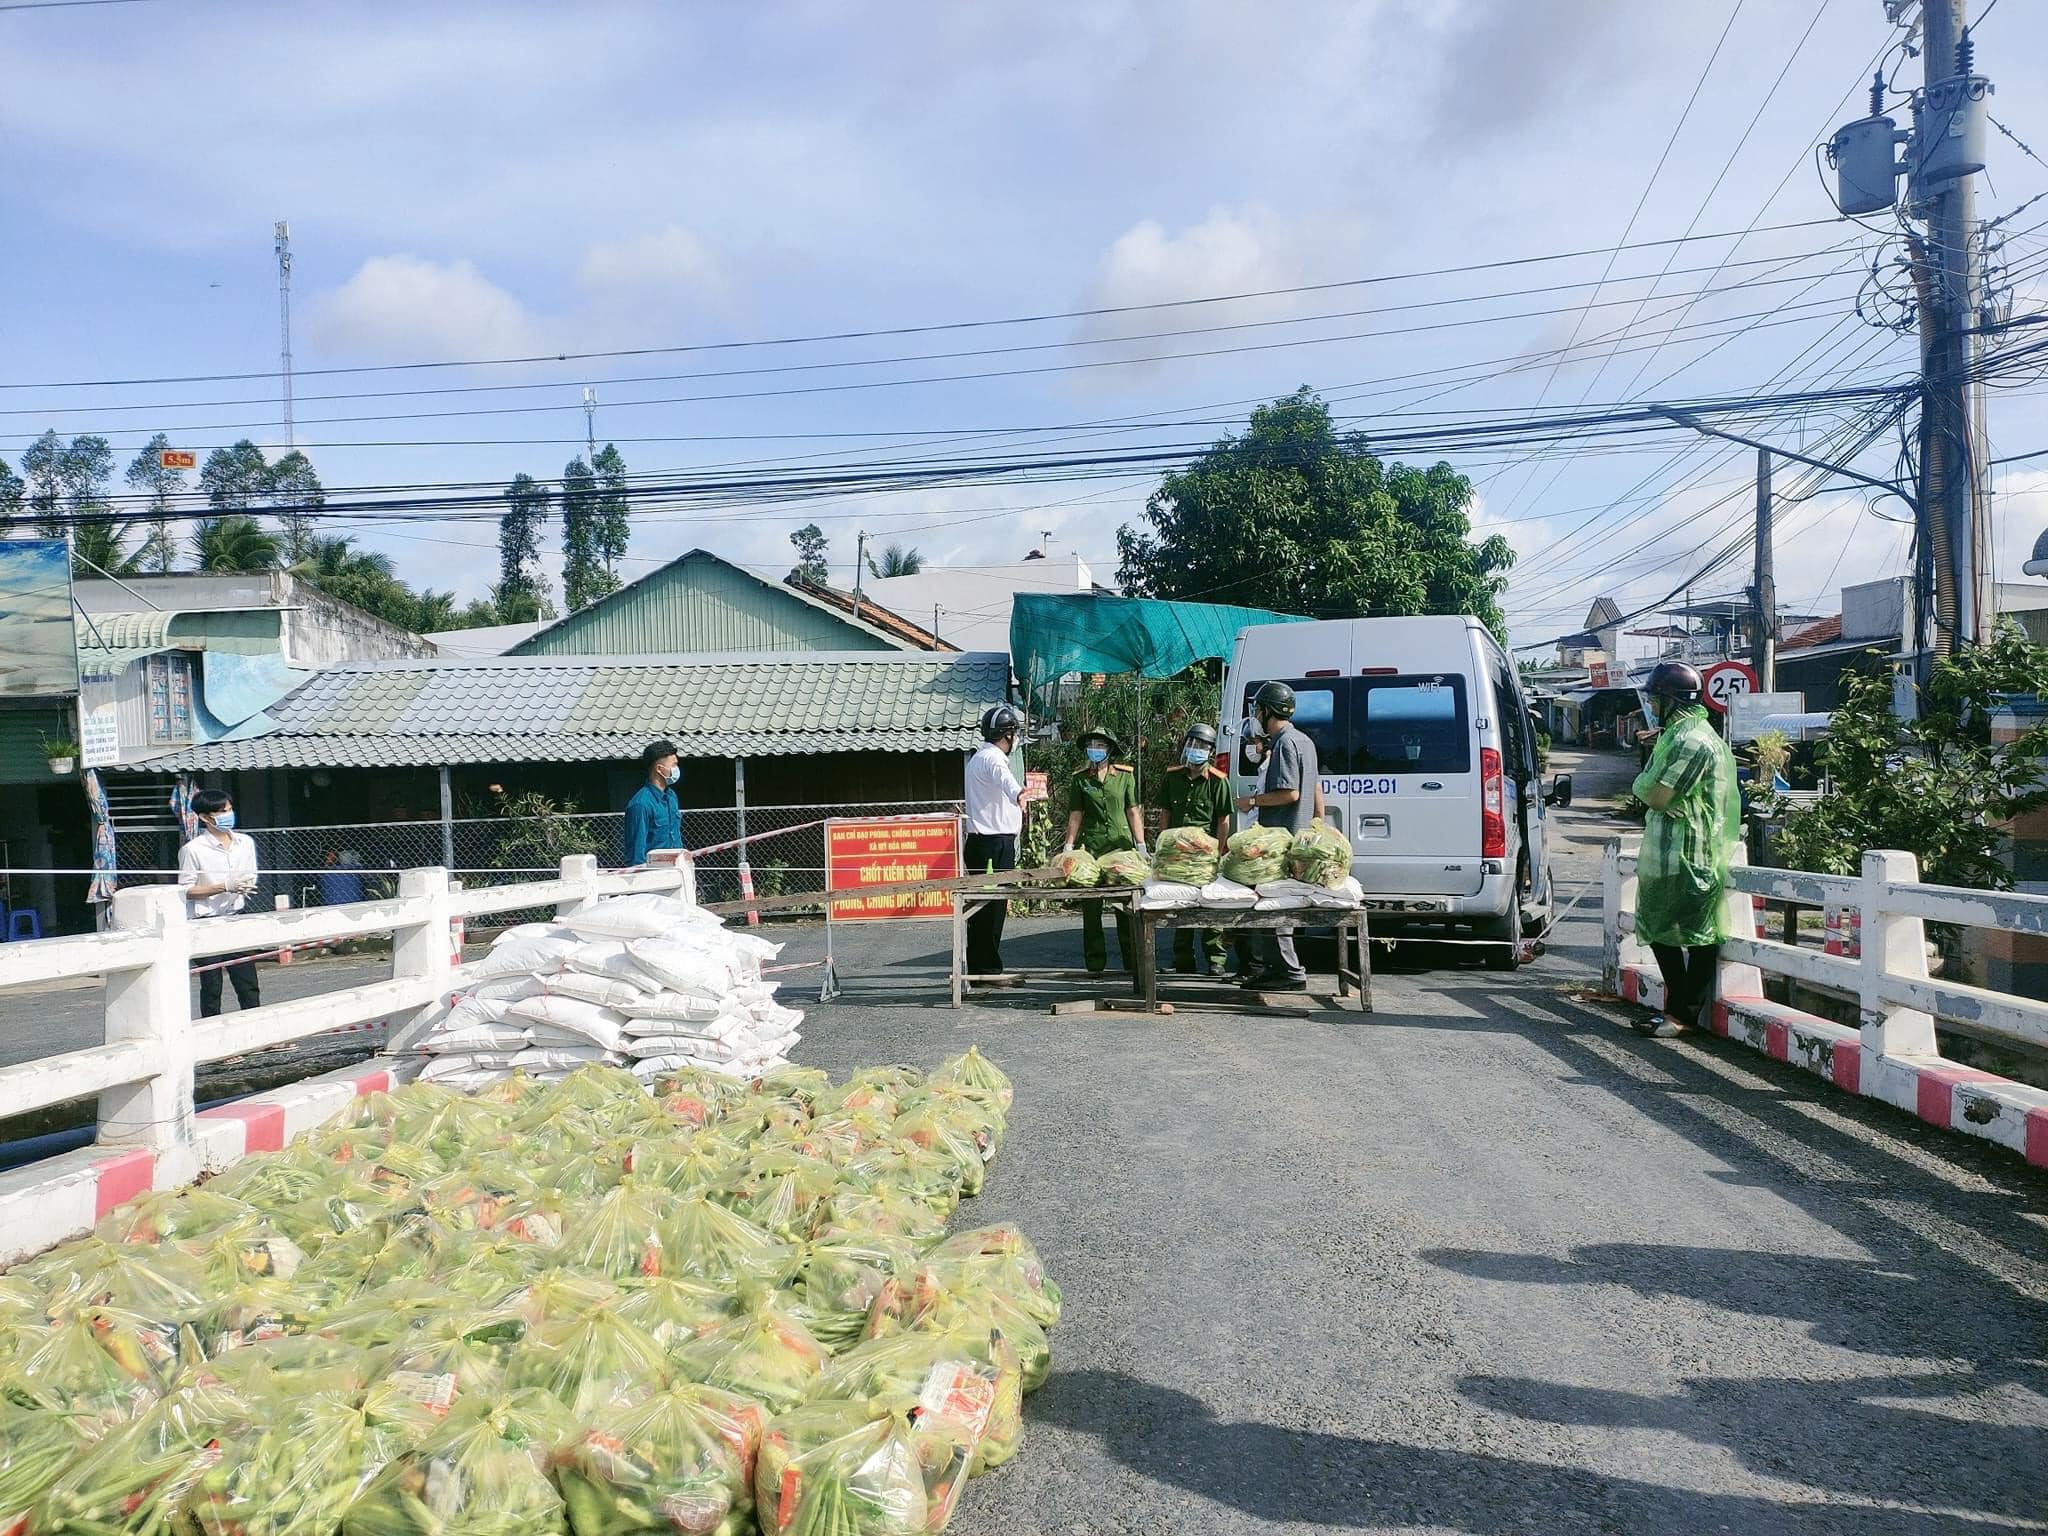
xmin=307 ymin=255 xmax=542 ymax=361
xmin=577 ymin=225 xmax=736 ymax=327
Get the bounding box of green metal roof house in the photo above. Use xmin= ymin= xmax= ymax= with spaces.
xmin=509 ymin=549 xmax=935 ymax=657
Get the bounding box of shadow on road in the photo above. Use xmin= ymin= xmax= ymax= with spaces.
xmin=1033 ymin=1368 xmax=2007 ymax=1534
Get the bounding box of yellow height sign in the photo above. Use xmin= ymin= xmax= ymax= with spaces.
xmin=824 ymin=816 xmax=962 ymax=921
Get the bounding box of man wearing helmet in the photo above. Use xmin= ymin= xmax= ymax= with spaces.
xmin=1630 ymin=661 xmax=1741 ymax=1037
xmin=964 ymin=705 xmax=1027 ymax=980
xmin=1234 ymin=681 xmax=1318 ymax=991
xmin=1159 ymin=722 xmax=1233 ymax=975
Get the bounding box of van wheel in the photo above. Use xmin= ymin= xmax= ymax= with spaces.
xmin=1484 ymin=903 xmax=1521 ymax=971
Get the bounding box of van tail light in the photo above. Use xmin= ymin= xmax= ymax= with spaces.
xmin=1480 ymin=746 xmax=1507 ymax=859
xmin=1304 ymin=668 xmax=1340 ymax=677
xmin=1213 ymin=752 xmax=1230 ymax=772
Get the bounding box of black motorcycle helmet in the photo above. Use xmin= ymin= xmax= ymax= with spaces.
xmin=1182 ymin=722 xmax=1218 ymax=752
xmin=1645 ymin=661 xmax=1704 ymax=705
xmin=1251 ymin=681 xmax=1297 ymax=721
xmin=979 ymin=704 xmax=1021 ymax=743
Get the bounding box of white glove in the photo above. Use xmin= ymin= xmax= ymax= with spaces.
xmin=231 ymin=873 xmax=259 ymax=894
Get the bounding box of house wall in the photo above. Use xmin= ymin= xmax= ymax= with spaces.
xmin=867 ymin=553 xmax=1093 ymax=654
xmin=279 ymin=579 xmax=437 ymax=666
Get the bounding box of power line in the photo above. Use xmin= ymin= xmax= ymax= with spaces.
xmin=0 ymin=216 xmax=1859 ymax=393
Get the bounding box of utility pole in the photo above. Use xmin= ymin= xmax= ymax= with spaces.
xmin=274 ymin=221 xmax=294 ymax=448
xmin=1753 ymin=448 xmax=1776 ymax=690
xmin=1916 ymin=0 xmax=1995 ymax=652
xmin=853 ymin=530 xmax=867 ymax=620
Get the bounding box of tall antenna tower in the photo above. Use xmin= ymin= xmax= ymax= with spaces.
xmin=274 ymin=220 xmax=294 ymax=448
xmin=582 ymin=387 xmax=597 ymax=463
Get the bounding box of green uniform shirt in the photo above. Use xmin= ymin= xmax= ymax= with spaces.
xmin=1069 ymin=764 xmax=1139 ymax=856
xmin=1159 ymin=763 xmax=1231 ymax=833
xmin=1631 ymin=703 xmax=1741 ymax=947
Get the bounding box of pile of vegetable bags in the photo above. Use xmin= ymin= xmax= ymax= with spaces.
xmin=1145 ymin=821 xmax=1363 ymax=912
xmin=1218 ymin=826 xmax=1292 ymax=887
xmin=0 ymin=1048 xmax=1058 ymax=1536
xmin=405 ymin=891 xmax=803 ymax=1091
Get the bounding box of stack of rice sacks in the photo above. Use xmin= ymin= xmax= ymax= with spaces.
xmin=405 ymin=891 xmax=802 ymax=1090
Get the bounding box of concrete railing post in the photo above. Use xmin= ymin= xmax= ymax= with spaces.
xmin=98 ymin=885 xmax=194 ymax=1180
xmin=555 ymin=854 xmax=601 ymax=918
xmin=1601 ymin=840 xmax=1623 ymax=994
xmin=1860 ymin=849 xmax=1938 ymax=1058
xmin=1717 ymin=844 xmax=1766 ymax=1003
xmin=393 ymin=867 xmax=455 ymax=998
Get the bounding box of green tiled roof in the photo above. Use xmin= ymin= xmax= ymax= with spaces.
xmin=120 ymin=651 xmax=1010 ymax=772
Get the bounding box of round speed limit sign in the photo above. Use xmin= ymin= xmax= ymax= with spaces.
xmin=1700 ymin=659 xmax=1759 ymax=714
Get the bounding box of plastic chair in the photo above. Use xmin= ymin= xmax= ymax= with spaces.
xmin=6 ymin=909 xmax=41 ymax=941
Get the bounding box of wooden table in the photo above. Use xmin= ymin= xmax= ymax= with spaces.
xmin=950 ymin=886 xmax=1144 ymax=1005
xmin=1133 ymin=904 xmax=1372 ymax=1014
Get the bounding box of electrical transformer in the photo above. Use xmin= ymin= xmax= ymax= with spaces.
xmin=1830 ymin=113 xmax=1902 ymax=216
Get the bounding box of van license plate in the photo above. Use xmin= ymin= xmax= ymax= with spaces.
xmin=1326 ymin=776 xmax=1397 ymax=796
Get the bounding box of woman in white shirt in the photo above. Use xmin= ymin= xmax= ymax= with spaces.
xmin=177 ymin=789 xmax=262 ymax=1016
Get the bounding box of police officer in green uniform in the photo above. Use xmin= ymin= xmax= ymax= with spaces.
xmin=1062 ymin=728 xmax=1144 ymax=974
xmin=1159 ymin=722 xmax=1232 ymax=974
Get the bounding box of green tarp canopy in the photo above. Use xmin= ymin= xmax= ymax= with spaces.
xmin=1009 ymin=593 xmax=1309 ymax=698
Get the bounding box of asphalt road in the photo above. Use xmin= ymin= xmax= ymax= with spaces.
xmin=5 ymin=750 xmax=2045 ymax=1530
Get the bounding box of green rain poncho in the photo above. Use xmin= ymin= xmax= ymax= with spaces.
xmin=1630 ymin=703 xmax=1742 ymax=947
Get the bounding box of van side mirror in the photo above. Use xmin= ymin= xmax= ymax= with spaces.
xmin=1544 ymin=774 xmax=1573 ymax=808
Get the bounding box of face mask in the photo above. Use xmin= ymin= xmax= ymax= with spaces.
xmin=664 ymin=765 xmax=680 ymax=786
xmin=1183 ymin=745 xmax=1210 ymax=766
xmin=1085 ymin=746 xmax=1108 ymax=766
xmin=212 ymin=811 xmax=236 ymax=831
xmin=1644 ymin=702 xmax=1661 ymax=728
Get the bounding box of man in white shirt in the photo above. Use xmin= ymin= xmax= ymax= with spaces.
xmin=964 ymin=705 xmax=1027 ymax=980
xmin=177 ymin=789 xmax=262 ymax=1016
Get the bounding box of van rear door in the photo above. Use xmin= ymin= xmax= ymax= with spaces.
xmin=1341 ymin=672 xmax=1483 ymax=897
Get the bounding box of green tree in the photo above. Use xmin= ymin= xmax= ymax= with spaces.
xmin=1115 ymin=387 xmax=1515 ymax=637
xmin=787 ymin=523 xmax=830 ymax=584
xmin=0 ymin=454 xmax=22 ymax=524
xmin=1774 ymin=624 xmax=2048 ymax=889
xmin=21 ymin=431 xmax=64 ymax=533
xmin=867 ymin=542 xmax=924 ymax=578
xmin=265 ymin=449 xmax=324 ymax=563
xmin=498 ymin=472 xmax=552 ymax=613
xmin=124 ymin=435 xmax=187 ymax=573
xmin=591 ymin=444 xmax=630 ymax=582
xmin=199 ymin=440 xmax=270 ymax=514
xmin=57 ymin=435 xmax=118 ymax=576
xmin=192 ymin=514 xmax=282 ymax=573
xmin=560 ymin=456 xmax=613 ymax=611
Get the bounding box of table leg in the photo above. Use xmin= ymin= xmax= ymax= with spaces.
xmin=950 ymin=900 xmax=964 ymax=1006
xmin=1138 ymin=911 xmax=1158 ymax=1010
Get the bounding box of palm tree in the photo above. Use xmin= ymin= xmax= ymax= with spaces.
xmin=867 ymin=542 xmax=925 ymax=578
xmin=191 ymin=514 xmax=282 ymax=573
xmin=70 ymin=518 xmax=146 ymax=577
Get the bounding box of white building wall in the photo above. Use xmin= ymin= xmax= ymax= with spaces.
xmin=867 ymin=553 xmax=1094 ymax=655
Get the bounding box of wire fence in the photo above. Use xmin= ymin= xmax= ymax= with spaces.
xmin=105 ymin=799 xmax=964 ymax=923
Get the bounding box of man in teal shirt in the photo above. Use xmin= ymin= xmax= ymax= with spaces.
xmin=624 ymin=739 xmax=683 ymax=865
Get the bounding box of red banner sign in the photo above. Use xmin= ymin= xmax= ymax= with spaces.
xmin=825 ymin=816 xmax=961 ymax=921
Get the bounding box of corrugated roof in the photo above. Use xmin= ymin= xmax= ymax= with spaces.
xmin=1781 ymin=615 xmax=1843 ymax=651
xmin=118 ymin=651 xmax=1008 ymax=773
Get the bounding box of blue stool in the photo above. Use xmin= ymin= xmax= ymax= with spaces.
xmin=6 ymin=909 xmax=41 ymax=941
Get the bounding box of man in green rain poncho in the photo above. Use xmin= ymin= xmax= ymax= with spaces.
xmin=1630 ymin=661 xmax=1742 ymax=1038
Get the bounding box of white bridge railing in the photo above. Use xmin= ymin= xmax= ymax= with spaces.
xmin=0 ymin=855 xmax=692 ymax=1187
xmin=1602 ymin=841 xmax=2048 ymax=1059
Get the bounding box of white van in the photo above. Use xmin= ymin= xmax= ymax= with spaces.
xmin=1221 ymin=615 xmax=1566 ymax=969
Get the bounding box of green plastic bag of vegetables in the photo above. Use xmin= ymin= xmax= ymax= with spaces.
xmin=0 ymin=1395 xmax=87 ymax=1535
xmin=926 ymin=1049 xmax=1013 ymax=1113
xmin=553 ymin=1382 xmax=766 ymax=1536
xmin=1220 ymin=824 xmax=1292 ymax=886
xmin=1094 ymin=848 xmax=1151 ymax=887
xmin=754 ymin=1402 xmax=939 ymax=1536
xmin=611 ymin=1274 xmax=739 ymax=1349
xmin=37 ymin=1377 xmax=251 ymax=1535
xmin=659 ymin=1196 xmax=801 ymax=1289
xmin=509 ymin=1305 xmax=671 ymax=1418
xmin=1151 ymin=826 xmax=1220 ymax=886
xmin=191 ymin=1384 xmax=432 ymax=1536
xmin=674 ymin=1300 xmax=828 ymax=1413
xmin=788 ymin=1235 xmax=919 ymax=1353
xmin=1284 ymin=818 xmax=1351 ymax=888
xmin=812 ymin=1324 xmax=1023 ymax=1476
xmin=1048 ymin=848 xmax=1098 ymax=887
xmin=343 ymin=1390 xmax=570 ymax=1536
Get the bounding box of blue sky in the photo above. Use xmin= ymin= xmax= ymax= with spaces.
xmin=3 ymin=0 xmax=2044 ymax=652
